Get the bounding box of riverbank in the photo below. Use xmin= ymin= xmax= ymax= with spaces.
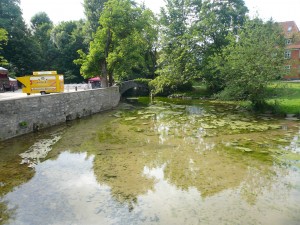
xmin=267 ymin=82 xmax=300 ymax=115
xmin=171 ymin=82 xmax=300 ymax=116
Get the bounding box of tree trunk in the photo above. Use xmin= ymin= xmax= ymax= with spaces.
xmin=101 ymin=61 xmax=108 ymax=88
xmin=109 ymin=73 xmax=113 ymax=86
xmin=105 ymin=28 xmax=112 ymax=87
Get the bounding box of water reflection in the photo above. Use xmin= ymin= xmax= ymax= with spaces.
xmin=2 ymin=150 xmax=299 ymax=225
xmin=2 ymin=152 xmax=117 ymax=224
xmin=287 ymin=127 xmax=300 ymax=153
xmin=0 ymin=99 xmax=300 ymax=224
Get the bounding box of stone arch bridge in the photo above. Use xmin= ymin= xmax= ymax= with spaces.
xmin=117 ymin=80 xmax=148 ymax=95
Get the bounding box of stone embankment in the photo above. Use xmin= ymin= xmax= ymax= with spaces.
xmin=0 ymin=87 xmax=120 ymax=141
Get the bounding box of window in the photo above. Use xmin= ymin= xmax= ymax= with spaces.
xmin=288 ymin=26 xmax=292 ymax=32
xmin=285 ymin=65 xmax=291 ymax=73
xmin=285 ymin=39 xmax=292 ymax=45
xmin=284 ymin=50 xmax=291 ymax=59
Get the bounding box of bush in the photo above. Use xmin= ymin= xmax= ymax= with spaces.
xmin=133 ymin=78 xmax=152 ymax=86
xmin=149 ymin=76 xmax=193 ymax=96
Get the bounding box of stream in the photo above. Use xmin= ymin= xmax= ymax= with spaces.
xmin=0 ymin=97 xmax=300 ymax=225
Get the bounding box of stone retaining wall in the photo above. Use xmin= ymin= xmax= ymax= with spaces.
xmin=0 ymin=87 xmax=120 ymax=141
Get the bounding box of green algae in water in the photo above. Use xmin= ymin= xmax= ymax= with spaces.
xmin=282 ymin=153 xmax=300 ymax=161
xmin=1 ymin=98 xmax=300 ymax=225
xmin=125 ymin=117 xmax=138 ymax=121
xmin=201 ymin=124 xmax=217 ymax=129
xmin=113 ymin=112 xmax=122 ymax=118
xmin=235 ymin=146 xmax=253 ymax=152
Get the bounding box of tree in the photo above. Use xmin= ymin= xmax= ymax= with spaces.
xmin=195 ymin=0 xmax=248 ymax=92
xmin=0 ymin=28 xmax=8 ymax=66
xmin=51 ymin=21 xmax=88 ymax=83
xmin=0 ymin=0 xmax=40 ymax=75
xmin=208 ymin=18 xmax=285 ymax=107
xmin=150 ymin=0 xmax=202 ymax=95
xmin=30 ymin=12 xmax=55 ymax=70
xmin=76 ymin=0 xmax=157 ymax=87
xmin=83 ymin=0 xmax=108 ymax=43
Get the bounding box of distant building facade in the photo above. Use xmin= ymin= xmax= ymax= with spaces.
xmin=279 ymin=21 xmax=300 ymax=80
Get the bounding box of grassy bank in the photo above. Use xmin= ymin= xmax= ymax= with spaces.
xmin=267 ymin=82 xmax=300 ymax=115
xmin=174 ymin=81 xmax=300 ymax=115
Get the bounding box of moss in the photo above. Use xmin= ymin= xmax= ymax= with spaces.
xmin=19 ymin=121 xmax=28 ymax=128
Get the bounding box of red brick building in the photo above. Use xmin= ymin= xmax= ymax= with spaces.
xmin=280 ymin=21 xmax=300 ymax=80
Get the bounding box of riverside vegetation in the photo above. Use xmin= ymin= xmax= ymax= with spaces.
xmin=170 ymin=81 xmax=300 ymax=116
xmin=1 ymin=0 xmax=292 ymax=111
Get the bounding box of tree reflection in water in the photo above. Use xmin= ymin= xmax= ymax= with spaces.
xmin=54 ymin=100 xmax=296 ymax=209
xmin=0 ymin=100 xmax=299 ymax=224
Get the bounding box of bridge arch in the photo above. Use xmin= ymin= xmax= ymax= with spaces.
xmin=117 ymin=80 xmax=148 ymax=95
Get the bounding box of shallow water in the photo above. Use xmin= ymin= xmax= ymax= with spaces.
xmin=1 ymin=98 xmax=300 ymax=225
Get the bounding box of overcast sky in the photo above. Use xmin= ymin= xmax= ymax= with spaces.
xmin=20 ymin=0 xmax=300 ymax=27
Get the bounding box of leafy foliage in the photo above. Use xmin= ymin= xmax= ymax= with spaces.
xmin=208 ymin=18 xmax=285 ymax=107
xmin=159 ymin=0 xmax=202 ymax=77
xmin=152 ymin=0 xmax=248 ymax=95
xmin=0 ymin=0 xmax=40 ymax=75
xmin=83 ymin=0 xmax=108 ymax=38
xmin=82 ymin=0 xmax=108 ymax=48
xmin=0 ymin=28 xmax=8 ymax=66
xmin=133 ymin=78 xmax=152 ymax=86
xmin=76 ymin=0 xmax=158 ymax=86
xmin=30 ymin=12 xmax=56 ymax=70
xmin=151 ymin=0 xmax=202 ymax=95
xmin=149 ymin=75 xmax=193 ymax=96
xmin=196 ymin=0 xmax=248 ymax=92
xmin=51 ymin=21 xmax=87 ymax=83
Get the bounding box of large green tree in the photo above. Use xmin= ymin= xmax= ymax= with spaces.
xmin=150 ymin=0 xmax=202 ymax=95
xmin=51 ymin=21 xmax=87 ymax=83
xmin=76 ymin=0 xmax=157 ymax=87
xmin=30 ymin=12 xmax=56 ymax=70
xmin=0 ymin=0 xmax=40 ymax=75
xmin=208 ymin=18 xmax=285 ymax=107
xmin=83 ymin=0 xmax=108 ymax=39
xmin=196 ymin=0 xmax=248 ymax=92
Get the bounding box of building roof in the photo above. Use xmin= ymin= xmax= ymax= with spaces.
xmin=279 ymin=21 xmax=300 ymax=38
xmin=0 ymin=67 xmax=8 ymax=72
xmin=88 ymin=77 xmax=101 ymax=82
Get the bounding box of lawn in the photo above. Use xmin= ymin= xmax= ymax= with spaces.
xmin=267 ymin=82 xmax=300 ymax=115
xmin=173 ymin=81 xmax=300 ymax=115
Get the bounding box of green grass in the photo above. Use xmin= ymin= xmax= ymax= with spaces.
xmin=267 ymin=82 xmax=300 ymax=115
xmin=178 ymin=81 xmax=300 ymax=115
xmin=172 ymin=83 xmax=210 ymax=98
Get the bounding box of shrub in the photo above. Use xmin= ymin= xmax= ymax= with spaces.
xmin=149 ymin=76 xmax=193 ymax=96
